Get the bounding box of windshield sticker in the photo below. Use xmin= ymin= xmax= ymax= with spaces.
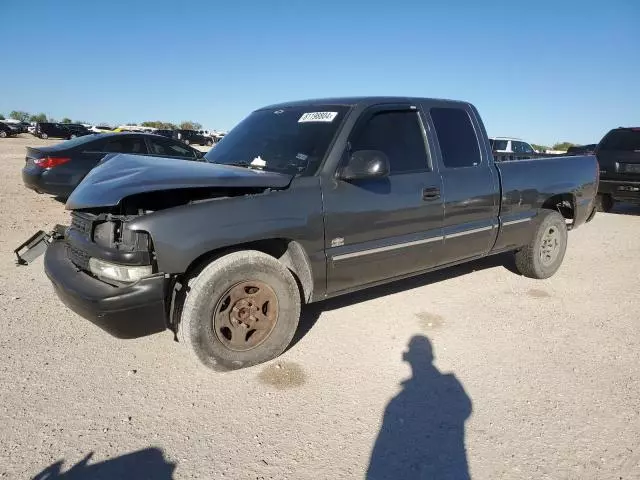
xmin=251 ymin=156 xmax=266 ymax=168
xmin=298 ymin=112 xmax=338 ymax=123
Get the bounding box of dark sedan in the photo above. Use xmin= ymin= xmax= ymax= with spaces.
xmin=22 ymin=132 xmax=205 ymax=198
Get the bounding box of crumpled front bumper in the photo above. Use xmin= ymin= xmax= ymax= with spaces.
xmin=42 ymin=238 xmax=168 ymax=339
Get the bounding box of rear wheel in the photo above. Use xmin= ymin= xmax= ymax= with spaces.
xmin=206 ymin=139 xmax=213 ymax=147
xmin=179 ymin=250 xmax=301 ymax=371
xmin=595 ymin=193 xmax=614 ymax=213
xmin=514 ymin=210 xmax=568 ymax=279
xmin=69 ymin=133 xmax=77 ymax=139
xmin=40 ymin=133 xmax=48 ymax=139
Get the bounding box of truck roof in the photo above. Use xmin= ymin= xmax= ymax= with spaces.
xmin=261 ymin=96 xmax=470 ymax=110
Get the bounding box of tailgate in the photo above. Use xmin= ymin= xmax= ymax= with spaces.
xmin=597 ymin=150 xmax=640 ymax=178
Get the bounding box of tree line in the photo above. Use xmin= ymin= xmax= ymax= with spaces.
xmin=532 ymin=142 xmax=578 ymax=152
xmin=0 ymin=111 xmax=203 ymax=131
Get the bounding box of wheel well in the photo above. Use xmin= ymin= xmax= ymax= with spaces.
xmin=183 ymin=239 xmax=314 ymax=303
xmin=541 ymin=193 xmax=575 ymax=226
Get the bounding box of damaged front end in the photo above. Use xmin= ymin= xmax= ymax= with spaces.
xmin=14 ymin=207 xmax=168 ymax=339
xmin=14 ymin=153 xmax=294 ymax=339
xmin=15 ymin=224 xmax=66 ymax=266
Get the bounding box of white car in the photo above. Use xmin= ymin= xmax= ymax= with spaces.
xmin=489 ymin=137 xmax=536 ymax=155
xmin=88 ymin=125 xmax=115 ymax=133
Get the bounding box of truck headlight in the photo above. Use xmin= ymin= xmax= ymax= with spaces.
xmin=89 ymin=258 xmax=152 ymax=282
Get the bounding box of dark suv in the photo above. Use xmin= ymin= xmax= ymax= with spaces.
xmin=36 ymin=123 xmax=91 ymax=140
xmin=177 ymin=129 xmax=213 ymax=146
xmin=0 ymin=122 xmax=19 ymax=138
xmin=595 ymin=127 xmax=640 ymax=211
xmin=154 ymin=129 xmax=177 ymax=139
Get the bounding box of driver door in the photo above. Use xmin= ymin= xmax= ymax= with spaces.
xmin=322 ymin=105 xmax=444 ymax=294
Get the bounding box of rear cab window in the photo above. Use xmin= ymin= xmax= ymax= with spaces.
xmin=430 ymin=107 xmax=482 ymax=168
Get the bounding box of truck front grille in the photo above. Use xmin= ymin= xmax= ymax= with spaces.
xmin=66 ymin=243 xmax=90 ymax=270
xmin=70 ymin=212 xmax=95 ymax=237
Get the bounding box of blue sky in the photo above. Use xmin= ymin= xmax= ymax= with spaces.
xmin=1 ymin=0 xmax=638 ymax=145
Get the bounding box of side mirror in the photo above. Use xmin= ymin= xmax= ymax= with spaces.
xmin=339 ymin=150 xmax=390 ymax=181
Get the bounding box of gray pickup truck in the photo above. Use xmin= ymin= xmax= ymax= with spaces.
xmin=16 ymin=97 xmax=599 ymax=371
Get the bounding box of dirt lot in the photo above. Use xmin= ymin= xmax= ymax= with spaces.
xmin=0 ymin=135 xmax=638 ymax=479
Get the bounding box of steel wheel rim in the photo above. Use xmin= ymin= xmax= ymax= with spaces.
xmin=213 ymin=280 xmax=279 ymax=352
xmin=540 ymin=226 xmax=560 ymax=266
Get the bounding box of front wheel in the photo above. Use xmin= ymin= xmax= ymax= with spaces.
xmin=0 ymin=131 xmax=6 ymax=138
xmin=179 ymin=250 xmax=301 ymax=371
xmin=206 ymin=139 xmax=213 ymax=147
xmin=514 ymin=210 xmax=568 ymax=279
xmin=184 ymin=139 xmax=190 ymax=145
xmin=40 ymin=133 xmax=48 ymax=139
xmin=69 ymin=133 xmax=77 ymax=139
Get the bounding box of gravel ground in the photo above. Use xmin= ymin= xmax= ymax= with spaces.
xmin=0 ymin=135 xmax=639 ymax=479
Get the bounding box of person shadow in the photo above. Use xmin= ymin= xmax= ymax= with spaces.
xmin=31 ymin=448 xmax=175 ymax=480
xmin=367 ymin=336 xmax=472 ymax=480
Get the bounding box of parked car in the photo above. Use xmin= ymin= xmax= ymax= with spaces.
xmin=0 ymin=121 xmax=18 ymax=138
xmin=88 ymin=125 xmax=114 ymax=133
xmin=594 ymin=127 xmax=640 ymax=212
xmin=16 ymin=96 xmax=598 ymax=371
xmin=567 ymin=144 xmax=597 ymax=156
xmin=21 ymin=132 xmax=205 ymax=197
xmin=35 ymin=122 xmax=91 ymax=140
xmin=153 ymin=129 xmax=176 ymax=139
xmin=6 ymin=121 xmax=30 ymax=133
xmin=489 ymin=137 xmax=537 ymax=161
xmin=212 ymin=131 xmax=226 ymax=143
xmin=177 ymin=129 xmax=213 ymax=146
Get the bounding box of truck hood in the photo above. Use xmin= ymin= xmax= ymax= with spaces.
xmin=65 ymin=154 xmax=293 ymax=210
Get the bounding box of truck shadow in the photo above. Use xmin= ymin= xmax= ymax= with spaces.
xmin=366 ymin=335 xmax=472 ymax=479
xmin=31 ymin=448 xmax=175 ymax=480
xmin=291 ymin=253 xmax=517 ymax=349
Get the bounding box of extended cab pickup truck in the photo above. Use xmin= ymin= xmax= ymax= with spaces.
xmin=16 ymin=97 xmax=599 ymax=371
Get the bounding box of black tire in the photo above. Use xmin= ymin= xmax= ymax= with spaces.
xmin=206 ymin=139 xmax=213 ymax=147
xmin=69 ymin=134 xmax=77 ymax=139
xmin=40 ymin=133 xmax=48 ymax=139
xmin=595 ymin=193 xmax=614 ymax=213
xmin=184 ymin=139 xmax=190 ymax=145
xmin=514 ymin=210 xmax=568 ymax=279
xmin=179 ymin=250 xmax=301 ymax=371
xmin=0 ymin=131 xmax=6 ymax=138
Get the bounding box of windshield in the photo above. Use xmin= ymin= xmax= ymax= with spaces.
xmin=598 ymin=129 xmax=640 ymax=152
xmin=204 ymin=106 xmax=350 ymax=176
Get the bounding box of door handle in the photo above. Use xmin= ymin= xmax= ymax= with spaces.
xmin=422 ymin=187 xmax=441 ymax=201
